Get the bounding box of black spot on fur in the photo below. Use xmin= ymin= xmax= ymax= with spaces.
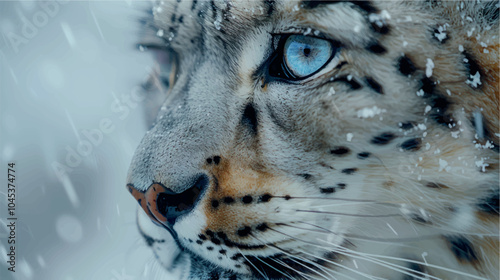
xmin=178 ymin=15 xmax=184 ymax=23
xmin=223 ymin=197 xmax=235 ymax=204
xmin=410 ymin=214 xmax=429 ymax=224
xmin=365 ymin=77 xmax=384 ymax=94
xmin=211 ymin=237 xmax=222 ymax=245
xmin=371 ymin=132 xmax=396 ymax=145
xmin=256 ymin=223 xmax=268 ymax=231
xmin=430 ymin=96 xmax=453 ymax=126
xmin=401 ymin=138 xmax=421 ymax=151
xmin=219 ymin=249 xmax=227 ymax=255
xmin=342 ymin=168 xmax=358 ymax=174
xmin=332 ymin=76 xmax=362 ymax=90
xmin=477 ymin=188 xmax=499 ymax=215
xmin=398 ymin=55 xmax=417 ymax=76
xmin=231 ymin=253 xmax=243 ymax=260
xmin=242 ymin=195 xmax=253 ymax=204
xmin=432 ymin=97 xmax=450 ymax=109
xmin=237 ymin=226 xmax=251 ymax=237
xmin=400 ymin=122 xmax=414 ymax=130
xmin=320 ymin=187 xmax=336 ymax=193
xmin=212 ymin=199 xmax=220 ymax=208
xmin=141 ymin=233 xmax=155 ymax=247
xmin=207 ymin=246 xmax=214 ymax=251
xmin=217 ymin=231 xmax=227 ymax=239
xmin=337 ymin=183 xmax=346 ymax=189
xmin=242 ymin=103 xmax=258 ymax=134
xmin=213 ymin=156 xmax=221 ymax=165
xmin=445 ymin=236 xmax=479 ymax=263
xmin=335 ymin=61 xmax=348 ymax=70
xmin=420 ymin=77 xmax=436 ymax=96
xmin=223 ymin=239 xmax=234 ymax=248
xmin=199 ymin=234 xmax=207 ymax=240
xmin=463 ymin=51 xmax=483 ymax=89
xmin=206 ymin=158 xmax=213 ymax=164
xmin=299 ymin=173 xmax=313 ymax=180
xmin=403 ymin=262 xmax=428 ymax=280
xmin=357 ymin=152 xmax=371 ymax=159
xmin=330 ymin=146 xmax=350 ymax=155
xmin=371 ymin=22 xmax=390 ymax=34
xmin=206 ymin=230 xmax=215 ymax=238
xmin=259 ymin=194 xmax=272 ymax=202
xmin=367 ymin=42 xmax=387 ymax=54
xmin=229 ymin=275 xmax=238 ymax=280
xmin=302 ymin=0 xmax=338 ymax=9
xmin=196 ymin=240 xmax=203 ymax=245
xmin=284 ymin=195 xmax=291 ymax=200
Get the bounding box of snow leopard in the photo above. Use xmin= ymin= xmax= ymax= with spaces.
xmin=126 ymin=1 xmax=499 ymax=279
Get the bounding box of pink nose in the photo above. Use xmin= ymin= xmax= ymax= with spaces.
xmin=127 ymin=175 xmax=208 ymax=226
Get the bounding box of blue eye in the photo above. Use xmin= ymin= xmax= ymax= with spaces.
xmin=267 ymin=35 xmax=337 ymax=81
xmin=284 ymin=35 xmax=333 ymax=78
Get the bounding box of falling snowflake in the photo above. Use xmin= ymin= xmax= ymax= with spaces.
xmin=424 ymin=105 xmax=432 ymax=114
xmin=346 ymin=133 xmax=353 ymax=142
xmin=425 ymin=58 xmax=434 ymax=78
xmin=356 ymin=106 xmax=386 ymax=118
xmin=434 ymin=25 xmax=448 ymax=42
xmin=438 ymin=158 xmax=451 ymax=172
xmin=466 ymin=72 xmax=481 ymax=88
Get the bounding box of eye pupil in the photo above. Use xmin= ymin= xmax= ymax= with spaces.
xmin=303 ymin=47 xmax=311 ymax=56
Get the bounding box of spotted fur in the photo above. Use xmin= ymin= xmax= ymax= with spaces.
xmin=127 ymin=1 xmax=499 ymax=279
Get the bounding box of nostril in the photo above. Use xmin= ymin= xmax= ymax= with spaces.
xmin=152 ymin=174 xmax=208 ymax=225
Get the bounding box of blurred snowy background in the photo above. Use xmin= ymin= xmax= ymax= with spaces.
xmin=0 ymin=1 xmax=166 ymax=279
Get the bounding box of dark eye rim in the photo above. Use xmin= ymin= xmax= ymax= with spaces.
xmin=266 ymin=34 xmax=340 ymax=83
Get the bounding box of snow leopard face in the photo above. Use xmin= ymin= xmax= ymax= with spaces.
xmin=127 ymin=1 xmax=499 ymax=279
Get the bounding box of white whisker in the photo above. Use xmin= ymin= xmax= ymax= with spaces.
xmin=237 ymin=248 xmax=270 ymax=280
xmin=318 ymin=239 xmax=489 ymax=280
xmin=295 ymin=209 xmax=401 ymax=218
xmin=254 ymin=255 xmax=294 ymax=280
xmin=298 ymin=249 xmax=383 ymax=280
xmin=250 ymin=233 xmax=332 ymax=280
xmin=269 ymin=256 xmax=318 ymax=280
